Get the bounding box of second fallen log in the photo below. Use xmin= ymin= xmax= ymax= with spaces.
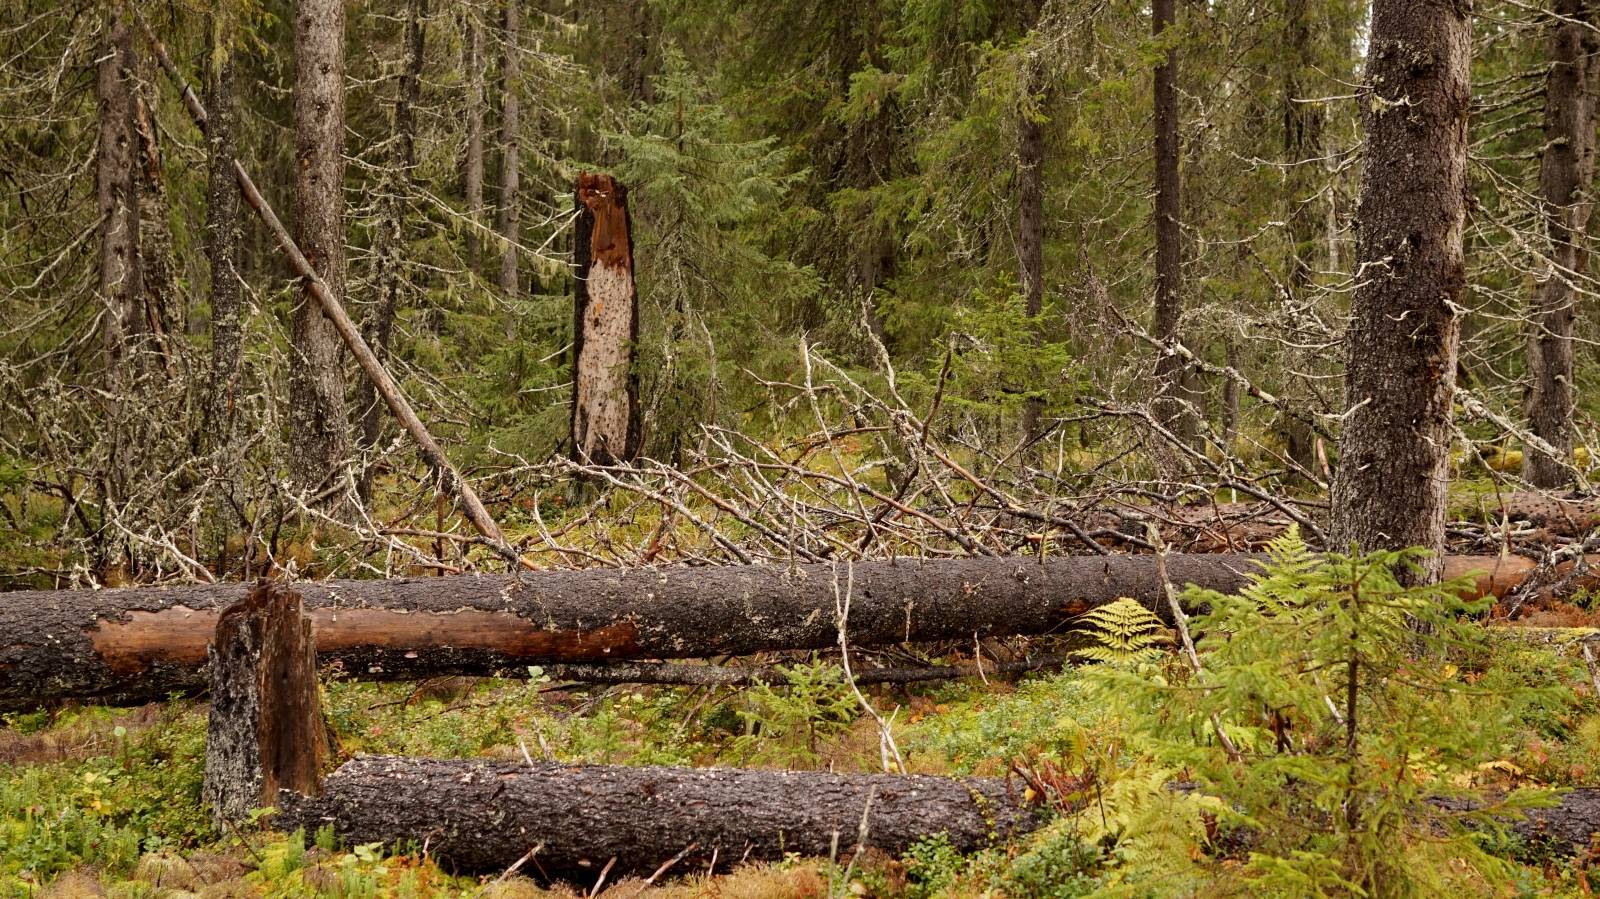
xmin=0 ymin=553 xmax=1581 ymax=711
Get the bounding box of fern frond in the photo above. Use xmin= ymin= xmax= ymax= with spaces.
xmin=1076 ymin=598 xmax=1169 ymax=665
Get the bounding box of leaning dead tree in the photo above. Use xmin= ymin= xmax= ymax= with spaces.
xmin=571 ymin=172 xmax=642 ymax=465
xmin=1 ymin=553 xmax=1582 ymax=710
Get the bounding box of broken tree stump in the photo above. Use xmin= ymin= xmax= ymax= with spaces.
xmin=3 ymin=553 xmax=1593 ymax=711
xmin=570 ymin=171 xmax=641 ymax=466
xmin=203 ymin=583 xmax=330 ymax=827
xmin=281 ymin=755 xmax=1043 ymax=876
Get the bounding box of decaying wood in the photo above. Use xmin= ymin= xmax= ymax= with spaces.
xmin=124 ymin=4 xmax=523 ymax=570
xmin=280 ymin=755 xmax=1043 ymax=876
xmin=203 ymin=584 xmax=329 ymax=827
xmin=1 ymin=553 xmax=1583 ymax=711
xmin=571 ymin=172 xmax=641 ymax=465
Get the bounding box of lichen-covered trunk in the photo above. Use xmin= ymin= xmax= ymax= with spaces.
xmin=282 ymin=756 xmax=1042 ymax=876
xmin=571 ymin=172 xmax=641 ymax=465
xmin=96 ymin=12 xmax=137 ymax=519
xmin=288 ymin=0 xmax=351 ymax=499
xmin=1329 ymin=0 xmax=1470 ymax=581
xmin=463 ymin=10 xmax=485 ymax=272
xmin=1151 ymin=0 xmax=1195 ymax=448
xmin=203 ymin=25 xmax=242 ymax=461
xmin=357 ymin=0 xmax=428 ymax=504
xmin=496 ymin=0 xmax=521 ymax=300
xmin=1018 ymin=79 xmax=1046 ymax=448
xmin=1525 ymin=0 xmax=1599 ymax=488
xmin=0 ymin=553 xmax=1564 ymax=711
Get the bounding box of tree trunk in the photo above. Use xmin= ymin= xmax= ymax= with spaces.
xmin=1328 ymin=0 xmax=1470 ymax=581
xmin=203 ymin=584 xmax=329 ymax=828
xmin=282 ymin=756 xmax=1042 ymax=876
xmin=571 ymin=172 xmax=641 ymax=465
xmin=288 ymin=0 xmax=351 ymax=500
xmin=132 ymin=66 xmax=177 ymax=364
xmin=0 ymin=552 xmax=1572 ymax=711
xmin=1283 ymin=0 xmax=1325 ymax=295
xmin=1151 ymin=0 xmax=1194 ymax=448
xmin=357 ymin=0 xmax=428 ymax=504
xmin=464 ymin=10 xmax=485 ymax=272
xmin=497 ymin=0 xmax=521 ymax=301
xmin=1525 ymin=0 xmax=1599 ymax=488
xmin=203 ymin=23 xmax=242 ymax=460
xmin=96 ymin=11 xmax=137 ymax=518
xmin=1018 ymin=74 xmax=1046 ymax=449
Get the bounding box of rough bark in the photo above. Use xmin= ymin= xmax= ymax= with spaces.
xmin=96 ymin=12 xmax=137 ymax=430
xmin=463 ymin=10 xmax=485 ymax=272
xmin=0 ymin=553 xmax=1573 ymax=711
xmin=1525 ymin=0 xmax=1600 ymax=488
xmin=571 ymin=172 xmax=641 ymax=465
xmin=288 ymin=0 xmax=351 ymax=499
xmin=1018 ymin=75 xmax=1046 ymax=448
xmin=203 ymin=23 xmax=242 ymax=460
xmin=1328 ymin=0 xmax=1470 ymax=582
xmin=203 ymin=584 xmax=329 ymax=828
xmin=497 ymin=0 xmax=521 ymax=299
xmin=358 ymin=0 xmax=428 ymax=504
xmin=1282 ymin=0 xmax=1325 ymax=295
xmin=1151 ymin=0 xmax=1195 ymax=448
xmin=132 ymin=65 xmax=177 ymax=362
xmin=281 ymin=755 xmax=1043 ymax=876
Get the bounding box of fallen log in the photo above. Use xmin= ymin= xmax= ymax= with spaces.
xmin=535 ymin=655 xmax=1071 ymax=688
xmin=0 ymin=554 xmax=1584 ymax=711
xmin=280 ymin=755 xmax=1043 ymax=876
xmin=279 ymin=756 xmax=1600 ymax=876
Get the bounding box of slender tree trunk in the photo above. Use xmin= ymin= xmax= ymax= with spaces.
xmin=497 ymin=0 xmax=520 ymax=303
xmin=1018 ymin=75 xmax=1046 ymax=449
xmin=1525 ymin=0 xmax=1599 ymax=488
xmin=358 ymin=0 xmax=428 ymax=505
xmin=1329 ymin=0 xmax=1470 ymax=582
xmin=571 ymin=173 xmax=641 ymax=464
xmin=132 ymin=67 xmax=176 ymax=365
xmin=97 ymin=14 xmax=137 ymax=399
xmin=1283 ymin=0 xmax=1324 ymax=295
xmin=464 ymin=10 xmax=485 ymax=272
xmin=204 ymin=24 xmax=241 ymax=457
xmin=1151 ymin=0 xmax=1194 ymax=447
xmin=288 ymin=0 xmax=351 ymax=501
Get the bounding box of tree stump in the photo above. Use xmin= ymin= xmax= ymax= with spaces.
xmin=203 ymin=582 xmax=329 ymax=828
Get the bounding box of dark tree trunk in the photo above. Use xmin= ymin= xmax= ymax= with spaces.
xmin=203 ymin=25 xmax=242 ymax=459
xmin=288 ymin=0 xmax=351 ymax=500
xmin=1151 ymin=0 xmax=1194 ymax=447
xmin=132 ymin=77 xmax=177 ymax=364
xmin=1018 ymin=74 xmax=1046 ymax=449
xmin=96 ymin=11 xmax=137 ymax=517
xmin=571 ymin=172 xmax=641 ymax=465
xmin=1283 ymin=0 xmax=1325 ymax=295
xmin=203 ymin=584 xmax=329 ymax=828
xmin=463 ymin=10 xmax=485 ymax=272
xmin=358 ymin=0 xmax=428 ymax=504
xmin=282 ymin=756 xmax=1042 ymax=876
xmin=0 ymin=552 xmax=1565 ymax=711
xmin=497 ymin=0 xmax=521 ymax=301
xmin=1525 ymin=0 xmax=1599 ymax=488
xmin=1328 ymin=0 xmax=1470 ymax=580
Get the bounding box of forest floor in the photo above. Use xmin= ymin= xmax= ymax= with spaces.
xmin=3 ymin=623 xmax=1599 ymax=898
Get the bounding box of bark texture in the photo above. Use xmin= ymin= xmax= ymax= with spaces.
xmin=497 ymin=0 xmax=521 ymax=298
xmin=281 ymin=756 xmax=1043 ymax=876
xmin=571 ymin=172 xmax=642 ymax=465
xmin=203 ymin=584 xmax=329 ymax=827
xmin=1329 ymin=0 xmax=1470 ymax=581
xmin=0 ymin=553 xmax=1569 ymax=711
xmin=203 ymin=24 xmax=242 ymax=458
xmin=1525 ymin=0 xmax=1600 ymax=488
xmin=132 ymin=73 xmax=177 ymax=363
xmin=288 ymin=0 xmax=351 ymax=498
xmin=1151 ymin=0 xmax=1195 ymax=447
xmin=97 ymin=13 xmax=137 ymax=398
xmin=463 ymin=11 xmax=485 ymax=271
xmin=1017 ymin=74 xmax=1046 ymax=447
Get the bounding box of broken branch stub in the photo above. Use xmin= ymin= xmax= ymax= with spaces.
xmin=571 ymin=172 xmax=641 ymax=466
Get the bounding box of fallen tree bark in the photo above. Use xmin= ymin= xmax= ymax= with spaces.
xmin=281 ymin=755 xmax=1043 ymax=876
xmin=0 ymin=554 xmax=1585 ymax=711
xmin=279 ymin=756 xmax=1600 ymax=877
xmin=535 ymin=655 xmax=1071 ymax=688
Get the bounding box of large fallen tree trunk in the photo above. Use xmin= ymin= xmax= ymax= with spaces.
xmin=0 ymin=554 xmax=1584 ymax=711
xmin=280 ymin=756 xmax=1600 ymax=877
xmin=282 ymin=755 xmax=1043 ymax=877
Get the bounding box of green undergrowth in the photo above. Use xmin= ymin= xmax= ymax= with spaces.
xmin=6 ymin=549 xmax=1600 ymax=896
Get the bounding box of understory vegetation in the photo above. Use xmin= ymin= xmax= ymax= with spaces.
xmin=4 ymin=540 xmax=1599 ymax=897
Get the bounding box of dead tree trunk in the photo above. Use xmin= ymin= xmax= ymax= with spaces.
xmin=1017 ymin=72 xmax=1046 ymax=449
xmin=132 ymin=64 xmax=177 ymax=362
xmin=203 ymin=20 xmax=242 ymax=460
xmin=96 ymin=12 xmax=137 ymax=523
xmin=463 ymin=10 xmax=485 ymax=273
xmin=203 ymin=584 xmax=329 ymax=828
xmin=358 ymin=0 xmax=428 ymax=504
xmin=1151 ymin=0 xmax=1195 ymax=449
xmin=1328 ymin=0 xmax=1470 ymax=581
xmin=497 ymin=0 xmax=521 ymax=300
xmin=0 ymin=553 xmax=1574 ymax=711
xmin=1525 ymin=0 xmax=1599 ymax=488
xmin=571 ymin=172 xmax=642 ymax=465
xmin=282 ymin=755 xmax=1042 ymax=876
xmin=288 ymin=0 xmax=351 ymax=500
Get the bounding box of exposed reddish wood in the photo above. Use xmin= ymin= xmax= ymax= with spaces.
xmin=4 ymin=553 xmax=1592 ymax=711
